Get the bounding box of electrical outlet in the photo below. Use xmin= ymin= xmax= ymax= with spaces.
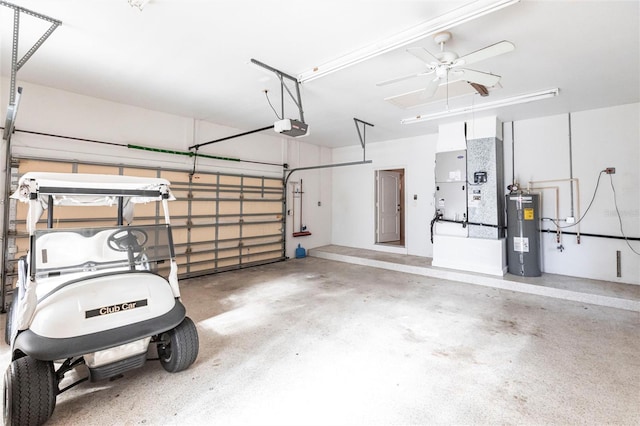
xmin=605 ymin=167 xmax=616 ymax=174
xmin=566 ymin=216 xmax=575 ymax=224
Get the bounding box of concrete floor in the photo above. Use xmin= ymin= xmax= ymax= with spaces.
xmin=1 ymin=256 xmax=639 ymax=425
xmin=310 ymin=245 xmax=640 ymax=312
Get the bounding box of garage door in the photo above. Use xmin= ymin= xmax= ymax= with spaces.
xmin=3 ymin=157 xmax=285 ymax=302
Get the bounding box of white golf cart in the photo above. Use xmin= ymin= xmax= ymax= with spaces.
xmin=4 ymin=172 xmax=199 ymax=426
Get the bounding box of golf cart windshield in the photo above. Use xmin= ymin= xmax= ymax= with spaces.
xmin=32 ymin=224 xmax=174 ymax=280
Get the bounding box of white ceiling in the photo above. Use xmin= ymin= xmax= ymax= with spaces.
xmin=1 ymin=0 xmax=639 ymax=148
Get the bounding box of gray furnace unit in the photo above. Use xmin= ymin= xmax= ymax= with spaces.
xmin=506 ymin=192 xmax=541 ymax=276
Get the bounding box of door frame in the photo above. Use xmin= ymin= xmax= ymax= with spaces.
xmin=374 ymin=168 xmax=405 ymax=246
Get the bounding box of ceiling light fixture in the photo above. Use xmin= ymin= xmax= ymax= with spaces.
xmin=297 ymin=0 xmax=520 ymax=83
xmin=401 ymin=88 xmax=560 ymax=124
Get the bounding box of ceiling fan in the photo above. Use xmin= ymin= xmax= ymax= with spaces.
xmin=377 ymin=31 xmax=515 ymax=99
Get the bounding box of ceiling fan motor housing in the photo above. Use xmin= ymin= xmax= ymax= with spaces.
xmin=437 ymin=50 xmax=459 ymax=64
xmin=433 ymin=31 xmax=452 ymax=45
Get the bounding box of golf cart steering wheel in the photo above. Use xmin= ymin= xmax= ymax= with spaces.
xmin=107 ymin=228 xmax=149 ymax=253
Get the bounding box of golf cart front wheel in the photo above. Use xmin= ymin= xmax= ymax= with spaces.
xmin=157 ymin=316 xmax=199 ymax=373
xmin=4 ymin=356 xmax=57 ymax=426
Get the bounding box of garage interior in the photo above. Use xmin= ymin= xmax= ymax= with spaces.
xmin=0 ymin=0 xmax=639 ymax=425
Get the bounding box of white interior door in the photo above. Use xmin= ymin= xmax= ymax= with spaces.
xmin=377 ymin=170 xmax=401 ymax=243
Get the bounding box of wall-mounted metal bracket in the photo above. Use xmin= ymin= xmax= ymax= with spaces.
xmin=354 ymin=118 xmax=374 ymax=161
xmin=284 ymin=117 xmax=375 ymax=188
xmin=1 ymin=2 xmax=61 ymax=313
xmin=251 ymin=58 xmax=305 ymax=124
xmin=188 ymin=59 xmax=307 ymax=168
xmin=1 ymin=1 xmax=62 ymax=105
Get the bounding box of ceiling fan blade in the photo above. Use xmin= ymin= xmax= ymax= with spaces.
xmin=469 ymin=82 xmax=489 ymax=97
xmin=456 ymin=40 xmax=515 ymax=66
xmin=419 ymin=77 xmax=440 ymax=100
xmin=376 ymin=72 xmax=419 ymax=87
xmin=407 ymin=46 xmax=440 ymax=64
xmin=376 ymin=69 xmax=435 ymax=87
xmin=454 ymin=68 xmax=501 ymax=87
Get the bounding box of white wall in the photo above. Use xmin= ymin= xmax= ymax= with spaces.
xmin=284 ymin=139 xmax=332 ymax=256
xmin=332 ymin=134 xmax=438 ymax=257
xmin=0 ymin=78 xmax=331 ymax=260
xmin=3 ymin=78 xmax=637 ymax=283
xmin=0 ymin=78 xmax=285 ymax=176
xmin=504 ymin=103 xmax=640 ymax=285
xmin=332 ymin=103 xmax=639 ymax=285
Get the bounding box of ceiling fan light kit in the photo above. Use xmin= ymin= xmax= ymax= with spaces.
xmin=401 ymin=88 xmax=560 ymax=124
xmin=297 ymin=0 xmax=520 ymax=83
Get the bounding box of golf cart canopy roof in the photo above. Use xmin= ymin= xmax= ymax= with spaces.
xmin=12 ymin=173 xmax=176 ymax=231
xmin=12 ymin=172 xmax=175 ymax=205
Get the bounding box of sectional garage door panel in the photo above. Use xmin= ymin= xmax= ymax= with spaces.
xmin=172 ymin=172 xmax=285 ymax=277
xmin=4 ymin=158 xmax=285 ymax=294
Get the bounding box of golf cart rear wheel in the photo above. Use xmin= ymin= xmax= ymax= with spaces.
xmin=157 ymin=316 xmax=199 ymax=373
xmin=4 ymin=356 xmax=57 ymax=426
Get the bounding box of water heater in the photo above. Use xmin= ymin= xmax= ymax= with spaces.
xmin=506 ymin=192 xmax=541 ymax=276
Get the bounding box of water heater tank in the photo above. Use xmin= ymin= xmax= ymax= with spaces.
xmin=506 ymin=193 xmax=541 ymax=276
